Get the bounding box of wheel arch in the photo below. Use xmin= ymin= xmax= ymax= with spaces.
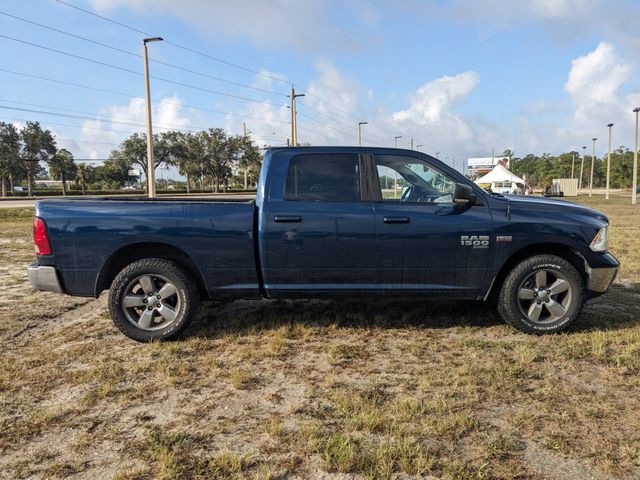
xmin=95 ymin=242 xmax=208 ymax=297
xmin=485 ymin=242 xmax=587 ymax=302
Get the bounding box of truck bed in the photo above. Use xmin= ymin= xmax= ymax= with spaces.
xmin=36 ymin=198 xmax=261 ymax=298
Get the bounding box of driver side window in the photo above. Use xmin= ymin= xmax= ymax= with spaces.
xmin=375 ymin=155 xmax=456 ymax=203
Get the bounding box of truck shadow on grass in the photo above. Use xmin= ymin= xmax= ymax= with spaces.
xmin=188 ymin=283 xmax=640 ymax=339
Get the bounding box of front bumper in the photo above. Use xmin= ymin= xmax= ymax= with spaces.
xmin=585 ymin=255 xmax=619 ymax=293
xmin=27 ymin=265 xmax=63 ymax=293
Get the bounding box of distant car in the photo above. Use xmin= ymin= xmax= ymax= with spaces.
xmin=13 ymin=186 xmax=24 ymax=192
xmin=543 ymin=186 xmax=564 ymax=197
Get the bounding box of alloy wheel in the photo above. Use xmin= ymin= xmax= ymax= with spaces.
xmin=121 ymin=274 xmax=181 ymax=331
xmin=517 ymin=269 xmax=573 ymax=324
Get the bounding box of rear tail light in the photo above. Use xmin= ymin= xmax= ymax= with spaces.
xmin=33 ymin=217 xmax=53 ymax=255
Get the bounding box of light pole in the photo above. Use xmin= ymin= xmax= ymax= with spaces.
xmin=590 ymin=138 xmax=597 ymax=197
xmin=633 ymin=107 xmax=639 ymax=205
xmin=143 ymin=36 xmax=163 ymax=198
xmin=290 ymin=87 xmax=305 ymax=146
xmin=606 ymin=123 xmax=613 ymax=200
xmin=394 ymin=135 xmax=402 ymax=148
xmin=579 ymin=146 xmax=586 ymax=193
xmin=358 ymin=122 xmax=368 ymax=146
xmin=416 ymin=144 xmax=423 ymax=151
xmin=571 ymin=151 xmax=575 ymax=179
xmin=410 ymin=137 xmax=414 ymax=150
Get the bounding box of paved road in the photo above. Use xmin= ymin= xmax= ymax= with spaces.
xmin=0 ymin=199 xmax=37 ymax=208
xmin=0 ymin=193 xmax=256 ymax=209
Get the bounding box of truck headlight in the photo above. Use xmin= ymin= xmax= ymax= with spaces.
xmin=590 ymin=226 xmax=609 ymax=252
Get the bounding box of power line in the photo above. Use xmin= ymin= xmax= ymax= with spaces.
xmin=0 ymin=106 xmax=287 ymax=142
xmin=53 ymin=0 xmax=289 ymax=84
xmin=0 ymin=11 xmax=285 ymax=97
xmin=43 ymin=2 xmax=442 ymax=155
xmin=0 ymin=69 xmax=291 ymax=125
xmin=0 ymin=34 xmax=283 ymax=107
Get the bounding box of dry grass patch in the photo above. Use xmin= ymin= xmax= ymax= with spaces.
xmin=1 ymin=197 xmax=640 ymax=478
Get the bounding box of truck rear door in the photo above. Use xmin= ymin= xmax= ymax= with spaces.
xmin=261 ymin=151 xmax=376 ymax=297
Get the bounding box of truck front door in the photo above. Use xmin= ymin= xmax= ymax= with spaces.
xmin=371 ymin=153 xmax=493 ymax=298
xmin=262 ymin=152 xmax=376 ymax=297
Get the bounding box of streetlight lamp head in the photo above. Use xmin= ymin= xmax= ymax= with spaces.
xmin=634 ymin=107 xmax=640 ymax=113
xmin=359 ymin=122 xmax=368 ymax=126
xmin=607 ymin=123 xmax=614 ymax=128
xmin=144 ymin=37 xmax=163 ymax=43
xmin=592 ymin=138 xmax=597 ymax=141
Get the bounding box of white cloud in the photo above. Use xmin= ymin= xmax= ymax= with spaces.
xmin=564 ymin=42 xmax=631 ymax=122
xmin=514 ymin=42 xmax=639 ymax=156
xmin=392 ymin=72 xmax=479 ymax=125
xmin=89 ymin=0 xmax=346 ymax=51
xmin=406 ymin=0 xmax=640 ymax=52
xmin=62 ymin=95 xmax=194 ymax=161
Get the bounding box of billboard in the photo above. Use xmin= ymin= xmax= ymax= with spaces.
xmin=467 ymin=156 xmax=509 ymax=176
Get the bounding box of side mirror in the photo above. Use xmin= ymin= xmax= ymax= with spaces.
xmin=453 ymin=183 xmax=477 ymax=205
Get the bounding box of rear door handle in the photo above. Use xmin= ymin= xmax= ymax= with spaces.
xmin=274 ymin=215 xmax=302 ymax=223
xmin=383 ymin=216 xmax=410 ymax=224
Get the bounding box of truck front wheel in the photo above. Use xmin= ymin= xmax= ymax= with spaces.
xmin=108 ymin=258 xmax=199 ymax=342
xmin=498 ymin=254 xmax=584 ymax=334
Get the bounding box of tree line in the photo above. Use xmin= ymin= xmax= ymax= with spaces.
xmin=0 ymin=121 xmax=263 ymax=196
xmin=508 ymin=149 xmax=637 ymax=189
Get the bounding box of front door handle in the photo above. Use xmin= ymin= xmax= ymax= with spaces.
xmin=274 ymin=215 xmax=302 ymax=223
xmin=383 ymin=216 xmax=410 ymax=224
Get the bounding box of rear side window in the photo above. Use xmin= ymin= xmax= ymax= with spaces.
xmin=285 ymin=154 xmax=361 ymax=201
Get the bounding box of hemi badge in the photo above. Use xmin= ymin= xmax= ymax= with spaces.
xmin=496 ymin=235 xmax=512 ymax=243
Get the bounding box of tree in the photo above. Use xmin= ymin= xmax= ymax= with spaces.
xmin=48 ymin=148 xmax=77 ymax=196
xmin=20 ymin=122 xmax=57 ymax=196
xmin=98 ymin=155 xmax=132 ymax=189
xmin=74 ymin=163 xmax=93 ymax=194
xmin=237 ymin=136 xmax=263 ymax=189
xmin=199 ymin=128 xmax=230 ymax=192
xmin=109 ymin=133 xmax=178 ymax=192
xmin=0 ymin=122 xmax=21 ymax=197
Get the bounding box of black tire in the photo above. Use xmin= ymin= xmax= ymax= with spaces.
xmin=497 ymin=254 xmax=584 ymax=334
xmin=108 ymin=258 xmax=199 ymax=342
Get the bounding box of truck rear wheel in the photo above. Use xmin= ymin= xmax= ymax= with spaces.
xmin=497 ymin=254 xmax=584 ymax=334
xmin=108 ymin=258 xmax=199 ymax=342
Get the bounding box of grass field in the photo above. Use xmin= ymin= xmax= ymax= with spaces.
xmin=0 ymin=196 xmax=639 ymax=479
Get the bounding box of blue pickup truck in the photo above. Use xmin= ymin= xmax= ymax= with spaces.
xmin=28 ymin=147 xmax=619 ymax=341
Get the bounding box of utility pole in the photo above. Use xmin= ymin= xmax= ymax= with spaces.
xmin=143 ymin=36 xmax=163 ymax=198
xmin=571 ymin=152 xmax=575 ymax=179
xmin=590 ymin=138 xmax=597 ymax=197
xmin=633 ymin=107 xmax=639 ymax=205
xmin=394 ymin=135 xmax=402 ymax=148
xmin=579 ymin=146 xmax=586 ymax=193
xmin=290 ymin=86 xmax=305 ymax=146
xmin=358 ymin=122 xmax=367 ymax=146
xmin=410 ymin=137 xmax=414 ymax=150
xmin=606 ymin=123 xmax=613 ymax=200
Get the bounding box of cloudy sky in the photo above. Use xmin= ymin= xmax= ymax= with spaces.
xmin=2 ymin=0 xmax=640 ymax=173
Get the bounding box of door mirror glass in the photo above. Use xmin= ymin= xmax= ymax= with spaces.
xmin=453 ymin=183 xmax=477 ymax=205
